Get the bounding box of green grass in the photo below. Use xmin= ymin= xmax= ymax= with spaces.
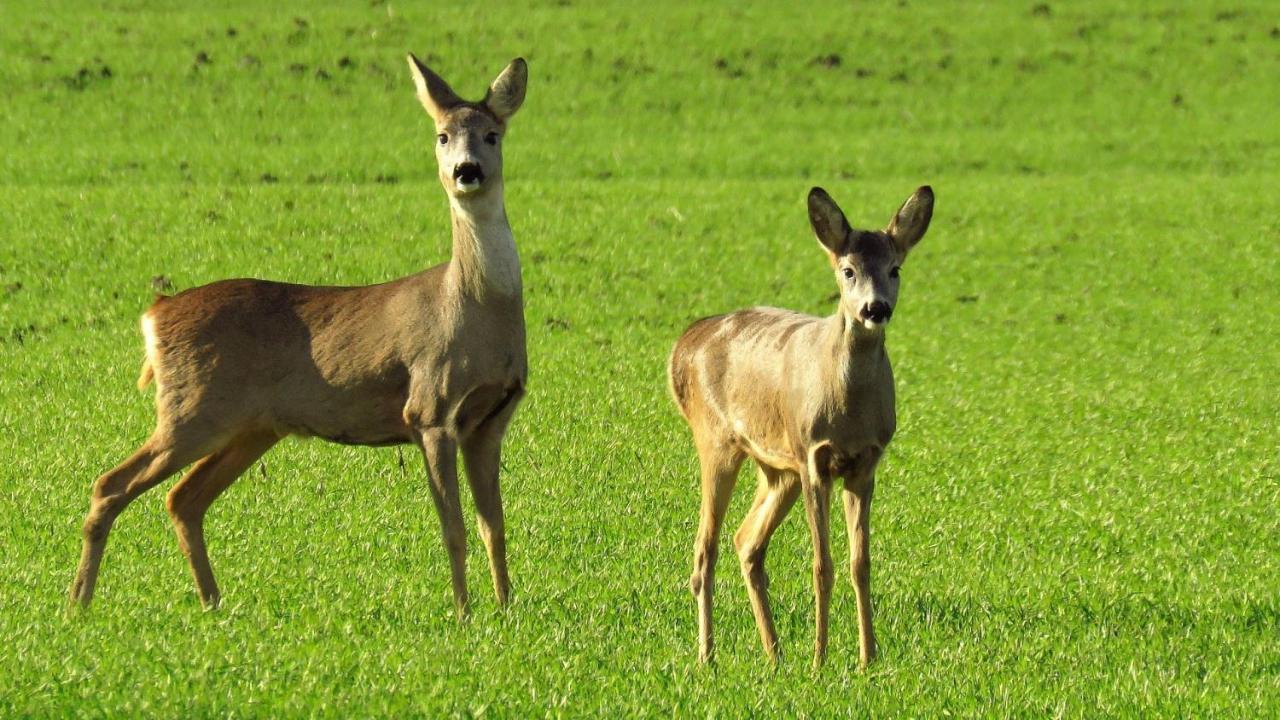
xmin=2 ymin=0 xmax=1279 ymax=716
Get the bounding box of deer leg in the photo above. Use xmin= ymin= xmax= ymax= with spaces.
xmin=460 ymin=393 xmax=521 ymax=608
xmin=843 ymin=473 xmax=877 ymax=667
xmin=690 ymin=444 xmax=742 ymax=665
xmin=70 ymin=433 xmax=201 ymax=608
xmin=420 ymin=428 xmax=468 ymax=620
xmin=801 ymin=449 xmax=836 ymax=669
xmin=165 ymin=430 xmax=279 ymax=609
xmin=733 ymin=466 xmax=800 ymax=663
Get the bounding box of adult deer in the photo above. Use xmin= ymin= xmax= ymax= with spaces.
xmin=69 ymin=55 xmax=529 ymax=619
xmin=668 ymin=186 xmax=934 ymax=667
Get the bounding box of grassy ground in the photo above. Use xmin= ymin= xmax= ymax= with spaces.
xmin=2 ymin=0 xmax=1278 ymax=716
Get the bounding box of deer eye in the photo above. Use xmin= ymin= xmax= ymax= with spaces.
xmin=842 ymin=267 xmax=855 ymax=280
xmin=437 ymin=133 xmax=448 ymax=146
xmin=890 ymin=266 xmax=901 ymax=278
xmin=484 ymin=132 xmax=499 ymax=145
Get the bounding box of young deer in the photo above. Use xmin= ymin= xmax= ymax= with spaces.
xmin=69 ymin=55 xmax=529 ymax=619
xmin=668 ymin=186 xmax=934 ymax=668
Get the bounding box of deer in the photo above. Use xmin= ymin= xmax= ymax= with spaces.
xmin=668 ymin=185 xmax=934 ymax=668
xmin=68 ymin=55 xmax=530 ymax=621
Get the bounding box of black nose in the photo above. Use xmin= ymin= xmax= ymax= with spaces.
xmin=862 ymin=301 xmax=892 ymax=323
xmin=453 ymin=162 xmax=484 ymax=184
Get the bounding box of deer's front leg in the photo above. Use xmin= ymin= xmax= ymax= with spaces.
xmin=802 ymin=446 xmax=837 ymax=669
xmin=460 ymin=388 xmax=523 ymax=608
xmin=843 ymin=473 xmax=877 ymax=668
xmin=419 ymin=428 xmax=469 ymax=620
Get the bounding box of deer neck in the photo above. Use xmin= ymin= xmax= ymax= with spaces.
xmin=446 ymin=187 xmax=521 ymax=300
xmin=824 ymin=313 xmax=888 ymax=395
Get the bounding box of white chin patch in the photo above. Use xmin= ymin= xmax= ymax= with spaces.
xmin=456 ymin=179 xmax=482 ymax=193
xmin=862 ymin=318 xmax=886 ymax=331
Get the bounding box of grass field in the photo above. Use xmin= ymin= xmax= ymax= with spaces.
xmin=2 ymin=0 xmax=1278 ymax=716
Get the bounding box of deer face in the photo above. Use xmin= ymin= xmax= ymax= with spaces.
xmin=832 ymin=229 xmax=903 ymax=330
xmin=808 ymin=186 xmax=934 ymax=332
xmin=433 ymin=106 xmax=505 ymax=197
xmin=407 ymin=55 xmax=527 ymax=200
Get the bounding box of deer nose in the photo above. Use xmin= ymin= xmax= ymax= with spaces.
xmin=453 ymin=162 xmax=484 ymax=185
xmin=862 ymin=301 xmax=892 ymax=324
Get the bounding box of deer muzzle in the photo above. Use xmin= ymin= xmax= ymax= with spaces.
xmin=859 ymin=300 xmax=893 ymax=328
xmin=453 ymin=162 xmax=485 ymax=192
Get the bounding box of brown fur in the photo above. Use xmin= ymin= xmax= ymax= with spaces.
xmin=669 ymin=185 xmax=934 ymax=668
xmin=70 ymin=56 xmax=531 ymax=618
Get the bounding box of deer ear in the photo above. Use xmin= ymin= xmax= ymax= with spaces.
xmin=886 ymin=185 xmax=934 ymax=258
xmin=808 ymin=187 xmax=851 ymax=261
xmin=407 ymin=53 xmax=462 ymax=122
xmin=485 ymin=58 xmax=527 ymax=121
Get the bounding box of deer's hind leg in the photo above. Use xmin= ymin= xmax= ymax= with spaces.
xmin=166 ymin=429 xmax=280 ymax=609
xmin=70 ymin=428 xmax=212 ymax=609
xmin=733 ymin=465 xmax=800 ymax=663
xmin=690 ymin=437 xmax=743 ymax=665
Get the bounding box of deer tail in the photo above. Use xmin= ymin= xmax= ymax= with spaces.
xmin=137 ymin=358 xmax=155 ymax=391
xmin=137 ymin=309 xmax=161 ymax=391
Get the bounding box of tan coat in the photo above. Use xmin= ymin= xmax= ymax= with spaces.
xmin=669 ymin=185 xmax=934 ymax=668
xmin=70 ymin=57 xmax=531 ymax=620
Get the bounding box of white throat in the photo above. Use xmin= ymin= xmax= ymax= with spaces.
xmin=449 ymin=194 xmax=522 ymax=298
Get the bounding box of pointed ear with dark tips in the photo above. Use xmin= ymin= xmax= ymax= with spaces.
xmin=407 ymin=53 xmax=461 ymax=121
xmin=485 ymin=58 xmax=527 ymax=121
xmin=808 ymin=187 xmax=851 ymax=261
xmin=886 ymin=185 xmax=934 ymax=258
